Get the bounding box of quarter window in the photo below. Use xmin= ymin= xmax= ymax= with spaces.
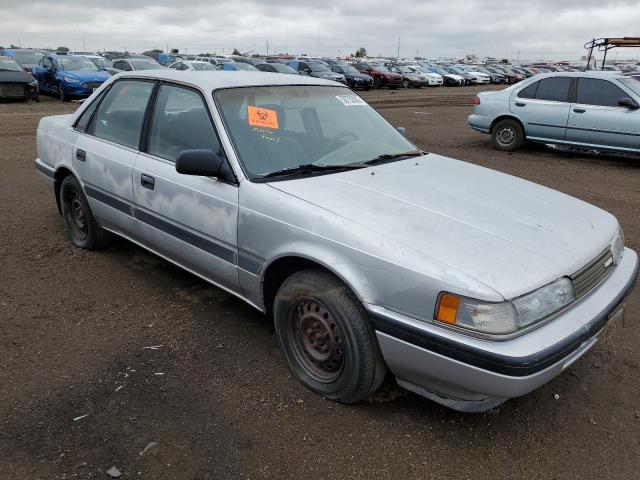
xmin=576 ymin=78 xmax=629 ymax=107
xmin=534 ymin=77 xmax=571 ymax=102
xmin=147 ymin=84 xmax=221 ymax=162
xmin=75 ymin=89 xmax=107 ymax=132
xmin=90 ymin=80 xmax=154 ymax=149
xmin=517 ymin=81 xmax=538 ymax=99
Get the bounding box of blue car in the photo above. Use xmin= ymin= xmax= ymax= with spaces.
xmin=31 ymin=54 xmax=110 ymax=101
xmin=468 ymin=71 xmax=640 ymax=154
xmin=220 ymin=62 xmax=259 ymax=71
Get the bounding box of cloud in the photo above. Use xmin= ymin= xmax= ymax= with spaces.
xmin=2 ymin=0 xmax=640 ymax=60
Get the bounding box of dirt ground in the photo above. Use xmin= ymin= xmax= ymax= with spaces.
xmin=1 ymin=85 xmax=639 ymax=480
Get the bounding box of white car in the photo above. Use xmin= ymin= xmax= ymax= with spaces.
xmin=168 ymin=60 xmax=217 ymax=71
xmin=406 ymin=66 xmax=443 ymax=86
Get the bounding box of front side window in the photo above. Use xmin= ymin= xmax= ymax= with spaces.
xmin=91 ymin=80 xmax=154 ymax=149
xmin=534 ymin=77 xmax=571 ymax=102
xmin=576 ymin=78 xmax=630 ymax=107
xmin=147 ymin=85 xmax=221 ymax=162
xmin=215 ymin=85 xmax=415 ymax=179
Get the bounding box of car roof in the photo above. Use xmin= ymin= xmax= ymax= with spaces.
xmin=115 ymin=70 xmax=341 ymax=89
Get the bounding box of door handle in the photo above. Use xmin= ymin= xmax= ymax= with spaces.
xmin=76 ymin=149 xmax=86 ymax=162
xmin=573 ymin=108 xmax=586 ymax=113
xmin=141 ymin=174 xmax=155 ymax=190
xmin=515 ymin=102 xmax=526 ymax=107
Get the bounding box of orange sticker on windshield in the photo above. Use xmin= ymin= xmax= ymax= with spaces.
xmin=248 ymin=106 xmax=279 ymax=129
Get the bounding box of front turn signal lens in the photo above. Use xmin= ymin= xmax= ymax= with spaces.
xmin=436 ymin=293 xmax=460 ymax=324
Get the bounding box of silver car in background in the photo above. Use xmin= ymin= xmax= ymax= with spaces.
xmin=35 ymin=71 xmax=637 ymax=412
xmin=468 ymin=71 xmax=640 ymax=153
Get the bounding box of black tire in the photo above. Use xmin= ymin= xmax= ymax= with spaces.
xmin=59 ymin=175 xmax=110 ymax=249
xmin=373 ymin=77 xmax=382 ymax=89
xmin=491 ymin=119 xmax=524 ymax=152
xmin=274 ymin=269 xmax=387 ymax=404
xmin=402 ymin=79 xmax=409 ymax=88
xmin=57 ymin=81 xmax=70 ymax=102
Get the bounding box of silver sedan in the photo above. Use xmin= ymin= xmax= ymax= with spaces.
xmin=35 ymin=71 xmax=637 ymax=412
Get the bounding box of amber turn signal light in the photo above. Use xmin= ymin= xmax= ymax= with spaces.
xmin=436 ymin=293 xmax=460 ymax=324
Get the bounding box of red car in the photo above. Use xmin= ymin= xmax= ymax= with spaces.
xmin=351 ymin=62 xmax=403 ymax=89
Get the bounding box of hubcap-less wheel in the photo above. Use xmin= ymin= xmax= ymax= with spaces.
xmin=496 ymin=126 xmax=516 ymax=147
xmin=287 ymin=298 xmax=344 ymax=383
xmin=65 ymin=189 xmax=88 ymax=240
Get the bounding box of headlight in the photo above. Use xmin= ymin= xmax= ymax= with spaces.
xmin=436 ymin=277 xmax=576 ymax=335
xmin=28 ymin=80 xmax=38 ymax=87
xmin=63 ymin=76 xmax=80 ymax=83
xmin=611 ymin=226 xmax=625 ymax=264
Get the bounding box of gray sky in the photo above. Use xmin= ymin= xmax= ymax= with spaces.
xmin=2 ymin=0 xmax=640 ymax=60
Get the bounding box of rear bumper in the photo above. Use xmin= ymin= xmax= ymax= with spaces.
xmin=367 ymin=248 xmax=638 ymax=411
xmin=467 ymin=113 xmax=492 ymax=133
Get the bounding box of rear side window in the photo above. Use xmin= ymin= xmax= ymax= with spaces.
xmin=91 ymin=80 xmax=154 ymax=149
xmin=147 ymin=84 xmax=221 ymax=162
xmin=517 ymin=81 xmax=538 ymax=99
xmin=576 ymin=78 xmax=629 ymax=107
xmin=535 ymin=77 xmax=571 ymax=102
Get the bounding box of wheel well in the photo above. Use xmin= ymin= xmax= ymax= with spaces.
xmin=262 ymin=256 xmax=337 ymax=315
xmin=490 ymin=115 xmax=525 ymax=135
xmin=53 ymin=167 xmax=74 ymax=213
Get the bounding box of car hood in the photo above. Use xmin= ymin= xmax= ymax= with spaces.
xmin=0 ymin=70 xmax=35 ymax=83
xmin=60 ymin=69 xmax=110 ymax=81
xmin=268 ymin=154 xmax=618 ymax=299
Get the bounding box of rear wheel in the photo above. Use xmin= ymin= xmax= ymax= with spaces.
xmin=492 ymin=119 xmax=524 ymax=151
xmin=402 ymin=79 xmax=409 ymax=88
xmin=274 ymin=269 xmax=386 ymax=403
xmin=373 ymin=77 xmax=382 ymax=89
xmin=60 ymin=175 xmax=110 ymax=249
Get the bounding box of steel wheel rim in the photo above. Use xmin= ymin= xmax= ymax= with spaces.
xmin=65 ymin=189 xmax=88 ymax=240
xmin=287 ymin=298 xmax=344 ymax=383
xmin=497 ymin=126 xmax=516 ymax=147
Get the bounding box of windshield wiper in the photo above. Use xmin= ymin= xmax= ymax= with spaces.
xmin=260 ymin=163 xmax=367 ymax=179
xmin=363 ymin=150 xmax=425 ymax=165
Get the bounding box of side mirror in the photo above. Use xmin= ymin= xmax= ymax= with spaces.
xmin=396 ymin=127 xmax=407 ymax=137
xmin=175 ymin=149 xmax=233 ymax=182
xmin=618 ymin=97 xmax=639 ymax=109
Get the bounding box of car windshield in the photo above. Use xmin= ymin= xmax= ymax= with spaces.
xmin=619 ymin=77 xmax=640 ymax=96
xmin=58 ymin=57 xmax=100 ymax=71
xmin=233 ymin=63 xmax=258 ymax=71
xmin=272 ymin=64 xmax=299 ymax=74
xmin=397 ymin=66 xmax=414 ymax=73
xmin=371 ymin=65 xmax=390 ymax=73
xmin=191 ymin=62 xmax=216 ymax=71
xmin=431 ymin=67 xmax=448 ymax=75
xmin=215 ymin=85 xmax=416 ymax=180
xmin=13 ymin=51 xmax=44 ymax=65
xmin=89 ymin=57 xmax=106 ymax=68
xmin=130 ymin=59 xmax=161 ymax=70
xmin=0 ymin=58 xmax=23 ymax=72
xmin=309 ymin=63 xmax=330 ymax=72
xmin=340 ymin=65 xmax=360 ymax=75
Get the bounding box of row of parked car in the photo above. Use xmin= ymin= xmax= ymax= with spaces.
xmin=2 ymin=47 xmax=639 ymax=102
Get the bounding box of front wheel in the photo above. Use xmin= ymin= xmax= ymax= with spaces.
xmin=373 ymin=77 xmax=382 ymax=89
xmin=274 ymin=269 xmax=387 ymax=403
xmin=57 ymin=82 xmax=70 ymax=102
xmin=60 ymin=175 xmax=110 ymax=249
xmin=402 ymin=79 xmax=409 ymax=88
xmin=491 ymin=119 xmax=524 ymax=151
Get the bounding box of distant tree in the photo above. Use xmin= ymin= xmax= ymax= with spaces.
xmin=57 ymin=46 xmax=69 ymax=53
xmin=10 ymin=44 xmax=19 ymax=48
xmin=355 ymin=47 xmax=367 ymax=58
xmin=151 ymin=48 xmax=163 ymax=53
xmin=232 ymin=48 xmax=241 ymax=55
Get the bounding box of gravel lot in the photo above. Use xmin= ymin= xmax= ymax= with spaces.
xmin=1 ymin=86 xmax=639 ymax=479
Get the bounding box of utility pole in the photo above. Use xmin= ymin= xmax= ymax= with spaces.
xmin=266 ymin=40 xmax=269 ymax=56
xmin=397 ymin=36 xmax=400 ymax=60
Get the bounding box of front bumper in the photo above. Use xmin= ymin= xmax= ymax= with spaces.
xmin=0 ymin=82 xmax=38 ymax=100
xmin=64 ymin=81 xmax=104 ymax=97
xmin=367 ymin=247 xmax=638 ymax=411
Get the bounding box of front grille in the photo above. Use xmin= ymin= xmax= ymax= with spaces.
xmin=571 ymin=249 xmax=614 ymax=298
xmin=81 ymin=81 xmax=103 ymax=89
xmin=0 ymin=84 xmax=25 ymax=97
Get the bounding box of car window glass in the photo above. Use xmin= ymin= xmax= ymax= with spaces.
xmin=535 ymin=77 xmax=571 ymax=102
xmin=576 ymin=78 xmax=629 ymax=107
xmin=517 ymin=81 xmax=539 ymax=99
xmin=75 ymin=89 xmax=107 ymax=132
xmin=148 ymin=85 xmax=221 ymax=162
xmin=91 ymin=80 xmax=154 ymax=149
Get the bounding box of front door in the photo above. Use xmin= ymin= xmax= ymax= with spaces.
xmin=565 ymin=77 xmax=640 ymax=151
xmin=132 ymin=83 xmax=239 ymax=291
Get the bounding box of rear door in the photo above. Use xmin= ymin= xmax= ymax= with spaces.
xmin=73 ymin=79 xmax=155 ymax=235
xmin=565 ymin=77 xmax=640 ymax=151
xmin=510 ymin=76 xmax=572 ymax=141
xmin=132 ymin=82 xmax=240 ymax=291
